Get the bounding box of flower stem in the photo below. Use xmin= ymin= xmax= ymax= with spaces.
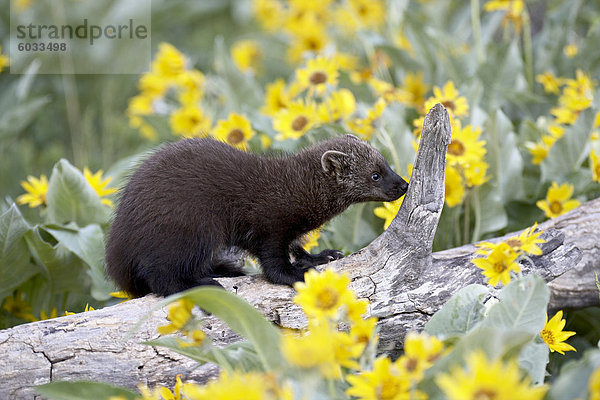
xmin=522 ymin=9 xmax=534 ymax=91
xmin=470 ymin=0 xmax=484 ymax=64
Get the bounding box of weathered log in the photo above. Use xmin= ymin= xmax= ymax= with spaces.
xmin=1 ymin=104 xmax=597 ymax=399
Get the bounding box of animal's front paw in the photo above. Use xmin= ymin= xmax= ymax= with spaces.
xmin=316 ymin=249 xmax=344 ymax=262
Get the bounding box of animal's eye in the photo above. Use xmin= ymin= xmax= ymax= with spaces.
xmin=371 ymin=172 xmax=381 ymax=181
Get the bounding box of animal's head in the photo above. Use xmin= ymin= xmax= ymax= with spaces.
xmin=320 ymin=134 xmax=408 ymax=203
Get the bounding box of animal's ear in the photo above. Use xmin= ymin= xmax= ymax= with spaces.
xmin=345 ymin=133 xmax=361 ymax=141
xmin=321 ymin=150 xmax=349 ymax=175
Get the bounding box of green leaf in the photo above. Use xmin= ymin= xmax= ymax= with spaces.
xmin=43 ymin=224 xmax=114 ymax=300
xmin=484 ymin=109 xmax=524 ymax=203
xmin=325 ymin=203 xmax=380 ymax=252
xmin=145 ymin=336 xmax=263 ymax=372
xmin=36 ymin=381 xmax=138 ymax=400
xmin=472 ymin=183 xmax=507 ymax=240
xmin=425 ymin=284 xmax=489 ymax=337
xmin=0 ymin=204 xmax=37 ymax=296
xmin=541 ymin=109 xmax=595 ymax=183
xmin=45 ymin=159 xmax=111 ymax=226
xmin=24 ymin=226 xmax=89 ymax=295
xmin=518 ymin=342 xmax=549 ymax=385
xmin=166 ymin=286 xmax=283 ymax=371
xmin=480 ymin=274 xmax=549 ymax=335
xmin=547 ymin=349 xmax=600 ymax=400
xmin=421 ymin=327 xmax=536 ymax=399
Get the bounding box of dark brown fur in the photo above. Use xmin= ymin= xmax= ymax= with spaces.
xmin=105 ymin=135 xmax=408 ymax=297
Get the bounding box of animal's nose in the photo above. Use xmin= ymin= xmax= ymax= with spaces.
xmin=399 ymin=179 xmax=408 ymax=192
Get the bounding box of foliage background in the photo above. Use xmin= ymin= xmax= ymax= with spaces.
xmin=0 ymin=0 xmax=599 ymax=392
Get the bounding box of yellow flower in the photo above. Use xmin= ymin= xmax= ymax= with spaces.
xmin=550 ymin=106 xmax=579 ymax=125
xmin=447 ymin=122 xmax=487 ymax=167
xmin=177 ymin=329 xmax=207 ymax=348
xmin=506 ymin=222 xmax=546 ymax=255
xmin=175 ymin=69 xmax=206 ymax=105
xmin=589 ymin=368 xmax=600 ymax=400
xmin=261 ymin=79 xmax=293 ymax=117
xmin=253 ymin=0 xmax=285 ymax=32
xmin=293 ymin=269 xmax=355 ymax=321
xmin=425 ymin=81 xmax=469 ymax=118
xmin=551 ymin=70 xmax=595 ymax=125
xmin=397 ymin=332 xmax=444 ymax=383
xmin=170 ymin=105 xmax=212 ymax=138
xmin=84 ymin=304 xmax=95 ymax=312
xmin=394 ymin=31 xmax=414 ymax=55
xmin=346 ymin=0 xmax=386 ymax=30
xmin=437 ymin=350 xmax=547 ymax=400
xmin=39 ymin=308 xmax=58 ymax=320
xmin=541 ymin=310 xmax=576 ymax=355
xmin=548 ymin=123 xmax=565 ymax=139
xmin=591 ymin=151 xmax=600 ymax=183
xmin=400 ymin=71 xmax=430 ymax=112
xmin=273 ymin=99 xmax=317 ymax=141
xmin=212 ymin=112 xmax=255 ymax=150
xmin=318 ymin=89 xmax=357 ymax=123
xmin=158 ymin=299 xmax=194 ymax=335
xmin=302 ymin=229 xmax=321 ymax=252
xmin=282 ymin=323 xmax=362 ymax=378
xmin=346 ymin=356 xmax=411 ymax=400
xmin=484 ymin=0 xmax=525 ymax=31
xmin=286 ymin=28 xmax=329 ymax=64
xmin=477 ymin=223 xmax=546 ymax=257
xmin=350 ymin=316 xmax=379 ymax=346
xmin=151 ymin=42 xmax=187 ymax=81
xmin=2 ymin=291 xmax=36 ymax=321
xmin=231 ymin=40 xmax=262 ymax=75
xmin=527 ymin=135 xmax=556 ymax=165
xmin=374 ymin=198 xmax=403 ymax=230
xmin=536 ymin=71 xmax=563 ymax=94
xmin=158 ymin=374 xmax=183 ymax=400
xmin=464 ymin=160 xmax=490 ymax=187
xmin=445 ymin=165 xmax=465 ymax=207
xmin=295 ymin=56 xmax=339 ymax=97
xmin=83 ymin=167 xmax=118 ymax=207
xmin=536 ymin=182 xmax=581 ymax=218
xmin=183 ymin=371 xmax=289 ymax=400
xmin=127 ymin=94 xmax=154 ymax=116
xmin=331 ymin=52 xmax=359 ymax=71
xmin=347 ymin=98 xmax=387 ymax=141
xmin=0 ymin=45 xmax=10 ymax=73
xmin=138 ymin=72 xmax=169 ymax=99
xmin=369 ymin=78 xmax=412 ymax=104
xmin=472 ymin=242 xmax=520 ymax=286
xmin=563 ymin=44 xmax=578 ymax=58
xmin=17 ymin=174 xmax=49 ymax=208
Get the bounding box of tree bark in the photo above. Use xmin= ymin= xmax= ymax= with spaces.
xmin=1 ymin=104 xmax=598 ymax=399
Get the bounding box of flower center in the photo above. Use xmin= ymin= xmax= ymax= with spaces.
xmin=292 ymin=116 xmax=309 ymax=132
xmin=493 ymin=261 xmax=507 ymax=274
xmin=227 ymin=129 xmax=245 ymax=144
xmin=441 ymin=100 xmax=456 ymax=112
xmin=595 ymin=164 xmax=600 ymax=178
xmin=316 ymin=288 xmax=339 ymax=310
xmin=505 ymin=238 xmax=522 ymax=249
xmin=541 ymin=329 xmax=555 ymax=345
xmin=310 ymin=71 xmax=327 ymax=85
xmin=377 ymin=378 xmax=402 ymax=400
xmin=474 ymin=388 xmax=498 ymax=400
xmin=550 ymin=201 xmax=563 ymax=215
xmin=447 ymin=140 xmax=465 ymax=156
xmin=404 ymin=357 xmax=419 ymax=372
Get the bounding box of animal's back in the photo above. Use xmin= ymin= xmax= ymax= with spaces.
xmin=105 ymin=139 xmax=263 ymax=296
